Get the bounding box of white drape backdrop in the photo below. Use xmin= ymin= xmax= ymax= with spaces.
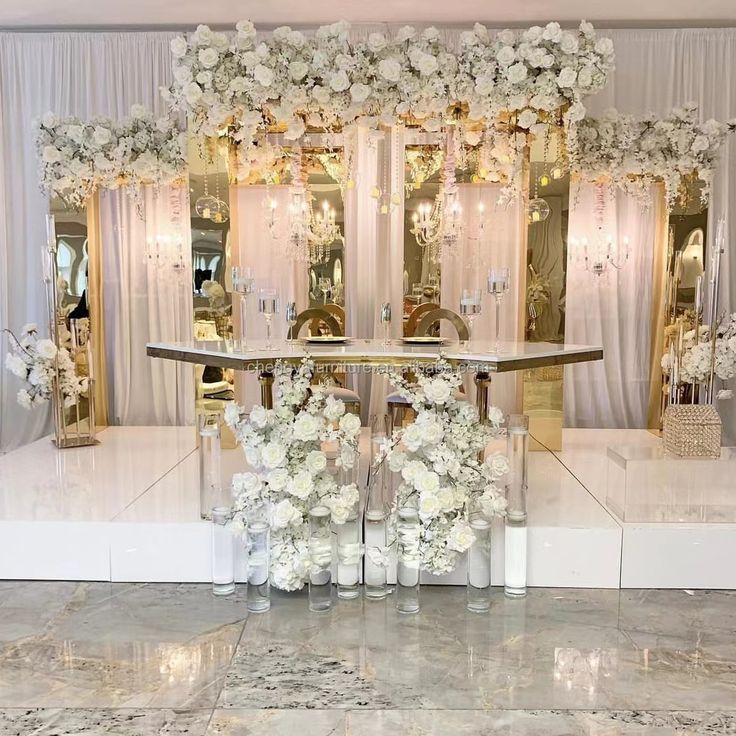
xmin=0 ymin=31 xmax=176 ymax=450
xmin=564 ymin=29 xmax=736 ymax=441
xmin=440 ymin=184 xmax=525 ymax=417
xmin=99 ymin=185 xmax=194 ymax=425
xmin=564 ymin=185 xmax=661 ymax=428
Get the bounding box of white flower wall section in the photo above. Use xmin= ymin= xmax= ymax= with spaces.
xmin=35 ymin=105 xmax=187 ymax=210
xmin=571 ymin=104 xmax=736 ymax=209
xmin=377 ymin=360 xmax=508 ymax=576
xmin=164 ymin=20 xmax=614 ymax=149
xmin=225 ymin=358 xmax=362 ymax=591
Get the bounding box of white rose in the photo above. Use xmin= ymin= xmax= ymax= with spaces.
xmin=448 ymin=520 xmax=475 ymax=552
xmin=475 ymin=75 xmax=494 ymax=96
xmin=233 ymin=471 xmax=262 ymax=497
xmin=130 ymin=104 xmax=147 ymax=119
xmin=418 ymin=491 xmax=441 ymax=519
xmin=595 ymin=37 xmax=614 ymax=56
xmin=396 ymin=25 xmax=416 ymax=43
xmin=35 ymin=339 xmax=57 ymax=360
xmin=388 ymin=451 xmax=406 ymax=472
xmin=423 ymin=378 xmax=452 ymax=404
xmin=267 ymin=467 xmax=289 ymax=491
xmin=254 ymin=64 xmax=274 ymax=87
xmin=261 ymin=441 xmax=287 ymax=469
xmin=420 ymin=421 xmax=443 ymax=445
xmin=184 ymin=82 xmax=203 ymax=104
xmin=306 ymin=450 xmax=327 ymax=474
xmin=485 ymin=451 xmax=510 ymax=479
xmin=415 ymin=53 xmax=438 ymax=76
xmin=289 ymin=61 xmax=309 ymax=81
xmin=557 ymin=67 xmax=577 ymax=88
xmin=312 ymin=85 xmax=331 ymax=105
xmin=170 ymin=37 xmax=188 ymax=58
xmin=402 ymin=423 xmax=423 ymax=452
xmin=487 ymin=406 xmax=504 ymax=426
xmin=577 ymin=66 xmax=594 ymax=88
xmin=236 ymin=20 xmax=256 ymax=38
xmin=559 ymin=32 xmax=579 ymax=54
xmin=197 ymin=47 xmax=219 ymax=69
xmin=367 ymin=32 xmax=387 ymax=52
xmin=5 ymin=353 xmax=27 ymax=378
xmin=41 ymin=112 xmax=57 ymax=128
xmin=323 ymin=394 xmax=345 ymax=421
xmin=284 ymin=117 xmax=306 ymax=141
xmin=42 ymin=146 xmax=62 ymax=163
xmin=350 ymin=83 xmax=372 ymax=103
xmin=498 ymin=29 xmax=517 ymax=45
xmin=542 ymin=22 xmax=562 ymax=43
xmin=90 ymin=126 xmax=110 ymax=146
xmin=338 ymin=412 xmax=361 ymax=436
xmin=249 ymin=405 xmax=268 ymax=429
xmin=378 ymin=58 xmax=402 ymax=83
xmin=293 ymin=412 xmax=322 ymax=441
xmin=415 ymin=468 xmax=440 ymax=494
xmin=329 ymin=70 xmax=350 ymax=92
xmin=517 ymin=109 xmax=538 ymax=129
xmin=287 ymin=470 xmax=314 ymax=500
xmin=437 ymin=487 xmax=455 ymax=512
xmin=497 ymin=46 xmax=516 ymax=66
xmin=196 ymin=71 xmax=213 ymax=86
xmin=17 ymin=389 xmax=33 ymax=409
xmin=271 ymin=499 xmax=302 ymax=529
xmin=401 ymin=459 xmax=425 ymax=485
xmin=507 ymin=63 xmax=528 ymax=84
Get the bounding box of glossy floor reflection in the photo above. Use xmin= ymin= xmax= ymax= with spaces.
xmin=0 ymin=583 xmax=735 ymax=734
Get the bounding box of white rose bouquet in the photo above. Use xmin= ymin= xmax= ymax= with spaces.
xmin=376 ymin=359 xmax=507 ymax=576
xmin=4 ymin=324 xmax=87 ymax=410
xmin=225 ymin=357 xmax=361 ymax=590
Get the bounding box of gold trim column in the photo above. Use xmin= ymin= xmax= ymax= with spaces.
xmin=86 ymin=191 xmax=109 ymax=427
xmin=647 ymin=183 xmax=668 ymax=431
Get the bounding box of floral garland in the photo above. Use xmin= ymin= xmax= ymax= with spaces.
xmin=376 ymin=359 xmax=508 ymax=576
xmin=35 ymin=105 xmax=187 ymax=210
xmin=224 ymin=357 xmax=362 ymax=591
xmin=164 ymin=20 xmax=614 ymax=160
xmin=4 ymin=324 xmax=88 ymax=410
xmin=571 ymin=104 xmax=736 ymax=209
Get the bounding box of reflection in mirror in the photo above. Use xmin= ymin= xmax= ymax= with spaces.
xmin=403 ymin=145 xmax=442 ymax=336
xmin=523 ymin=125 xmax=570 ymax=451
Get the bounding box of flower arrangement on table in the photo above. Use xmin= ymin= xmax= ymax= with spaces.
xmin=4 ymin=323 xmax=88 ymax=410
xmin=224 ymin=357 xmax=362 ymax=591
xmin=200 ymin=280 xmax=230 ymax=337
xmin=164 ymin=20 xmax=613 ymax=190
xmin=375 ymin=359 xmax=508 ymax=576
xmin=35 ymin=105 xmax=187 ymax=210
xmin=571 ymin=104 xmax=736 ymax=209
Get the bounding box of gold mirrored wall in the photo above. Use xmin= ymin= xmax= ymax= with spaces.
xmin=522 ymin=125 xmax=570 ymax=450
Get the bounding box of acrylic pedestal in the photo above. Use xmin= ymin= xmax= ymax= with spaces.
xmin=606 ymin=444 xmax=736 ymax=523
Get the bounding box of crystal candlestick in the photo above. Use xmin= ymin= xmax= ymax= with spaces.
xmin=505 ymin=414 xmax=529 ymax=598
xmin=335 ymin=450 xmax=361 ymax=599
xmin=396 ymin=506 xmax=421 ymax=614
xmin=211 ymin=507 xmax=235 ymax=596
xmin=380 ymin=302 xmax=392 ymax=345
xmin=467 ymin=517 xmax=491 ymax=612
xmin=246 ymin=518 xmax=271 ymax=613
xmin=232 ymin=266 xmax=255 ymax=351
xmin=258 ymin=288 xmax=279 ymax=350
xmin=198 ymin=412 xmax=222 ymax=520
xmin=309 ymin=506 xmax=333 ymax=612
xmin=460 ymin=288 xmax=482 ymax=351
xmin=487 ymin=267 xmax=510 ymax=353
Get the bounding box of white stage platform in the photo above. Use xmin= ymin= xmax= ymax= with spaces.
xmin=1 ymin=426 xmax=734 ymax=588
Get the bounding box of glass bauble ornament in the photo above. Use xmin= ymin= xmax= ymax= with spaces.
xmin=527 ymin=198 xmax=550 ymax=223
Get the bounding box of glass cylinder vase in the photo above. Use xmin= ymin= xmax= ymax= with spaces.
xmin=211 ymin=507 xmax=235 ymax=596
xmin=396 ymin=506 xmax=421 ymax=614
xmin=364 ymin=458 xmax=394 ymax=600
xmin=505 ymin=414 xmax=529 ymax=598
xmin=309 ymin=506 xmax=333 ymax=612
xmin=199 ymin=412 xmax=223 ymax=520
xmin=467 ymin=517 xmax=491 ymax=613
xmin=246 ymin=518 xmax=271 ymax=613
xmin=335 ymin=450 xmax=361 ymax=599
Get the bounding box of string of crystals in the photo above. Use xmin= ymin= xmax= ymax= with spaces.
xmin=144 ymin=186 xmax=187 ymax=278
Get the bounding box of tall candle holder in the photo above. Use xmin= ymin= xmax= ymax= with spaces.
xmin=467 ymin=516 xmax=492 ymax=612
xmin=246 ymin=516 xmax=271 ymax=613
xmin=309 ymin=506 xmax=333 ymax=612
xmin=336 ymin=451 xmax=361 ymax=600
xmin=505 ymin=414 xmax=529 ymax=598
xmin=487 ymin=267 xmax=510 ymax=353
xmin=198 ymin=411 xmax=223 ymax=519
xmin=211 ymin=507 xmax=235 ymax=596
xmin=396 ymin=506 xmax=421 ymax=614
xmin=232 ymin=266 xmax=255 ymax=351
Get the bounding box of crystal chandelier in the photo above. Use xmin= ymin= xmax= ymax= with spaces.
xmin=571 ymin=184 xmax=630 ymax=277
xmin=308 ymin=200 xmax=342 ymax=265
xmin=409 ymin=127 xmax=463 ymax=263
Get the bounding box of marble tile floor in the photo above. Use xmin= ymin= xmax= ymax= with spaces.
xmin=0 ymin=582 xmax=735 ymax=734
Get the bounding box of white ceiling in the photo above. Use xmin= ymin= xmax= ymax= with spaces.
xmin=1 ymin=0 xmax=735 ymax=28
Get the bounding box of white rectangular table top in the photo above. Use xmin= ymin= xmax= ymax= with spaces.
xmin=147 ymin=338 xmax=602 ymax=373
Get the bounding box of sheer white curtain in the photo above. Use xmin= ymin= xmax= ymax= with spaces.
xmin=99 ymin=185 xmax=194 ymax=426
xmin=564 ymin=29 xmax=736 ymax=440
xmin=441 ymin=184 xmax=525 ymax=417
xmin=564 ymin=185 xmax=661 ymax=428
xmin=232 ymin=185 xmax=309 ymax=409
xmin=0 ymin=31 xmax=176 ymax=450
